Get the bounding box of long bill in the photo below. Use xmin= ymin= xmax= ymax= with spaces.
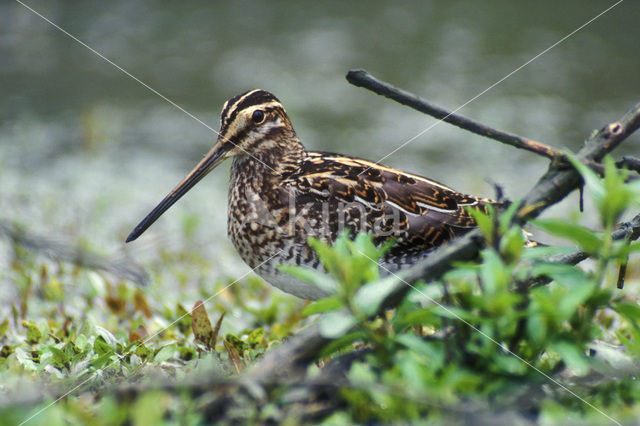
xmin=126 ymin=142 xmax=230 ymax=242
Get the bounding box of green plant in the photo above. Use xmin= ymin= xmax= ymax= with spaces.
xmin=281 ymin=154 xmax=640 ymax=423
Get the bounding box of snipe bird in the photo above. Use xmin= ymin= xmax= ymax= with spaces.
xmin=126 ymin=90 xmax=501 ymax=300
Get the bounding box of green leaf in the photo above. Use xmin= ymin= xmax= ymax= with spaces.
xmin=492 ymin=353 xmax=527 ymax=375
xmin=393 ymin=308 xmax=439 ymax=330
xmin=0 ymin=344 xmax=13 ymax=358
xmin=498 ymin=199 xmax=522 ymax=234
xmin=74 ymin=334 xmax=89 ymax=352
xmin=225 ymin=333 xmax=247 ymax=352
xmin=175 ymin=303 xmax=192 ymax=335
xmin=135 ymin=344 xmax=151 ymax=359
xmin=178 ymin=346 xmax=196 ymax=361
xmin=526 ymin=312 xmax=547 ymax=346
xmin=63 ymin=340 xmax=80 ymax=357
xmin=549 ymin=341 xmax=590 ymax=376
xmin=247 ymin=328 xmax=265 ymax=348
xmin=94 ymin=325 xmax=119 ymax=347
xmin=565 ymin=151 xmax=604 ymax=205
xmin=601 ymin=155 xmax=637 ymax=226
xmin=557 ymin=281 xmax=597 ymax=320
xmin=301 ymin=296 xmax=343 ymax=316
xmin=520 ymin=245 xmax=575 ymax=259
xmin=351 ymin=232 xmax=379 ymax=262
xmin=348 ymin=233 xmax=384 ymax=284
xmin=91 ymin=351 xmax=117 ymax=369
xmin=432 ymin=305 xmax=481 ymax=322
xmin=531 ymin=219 xmax=602 ymax=254
xmin=0 ymin=318 xmax=8 ymax=337
xmin=396 ymin=351 xmax=430 ymax=394
xmin=22 ymin=321 xmax=42 ymax=344
xmin=530 ymin=262 xmax=581 ymax=279
xmin=93 ymin=336 xmax=113 ymax=356
xmin=567 ymin=152 xmax=639 ymax=227
xmin=319 ymin=330 xmax=368 ymax=357
xmin=46 ymin=346 xmax=70 ymax=369
xmin=191 ymin=300 xmax=214 ymax=348
xmin=308 ymin=235 xmax=345 ymax=280
xmin=396 ymin=334 xmax=444 ymax=370
xmin=479 ymin=249 xmax=510 ymax=294
xmin=499 ymin=226 xmax=524 ymax=261
xmin=14 ymin=347 xmax=38 ymax=371
xmin=278 ymin=264 xmax=337 ymax=295
xmin=153 ymin=345 xmax=177 ymax=363
xmin=613 ymin=302 xmax=640 ymax=322
xmin=319 ymin=311 xmax=357 ymax=339
xmin=353 ymin=276 xmax=400 ymax=316
xmin=530 ymin=263 xmax=596 ymax=320
xmin=348 ymin=361 xmax=377 ymax=384
xmin=467 ymin=205 xmax=494 ymax=243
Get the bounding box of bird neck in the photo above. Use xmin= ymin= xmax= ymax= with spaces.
xmin=231 ymin=136 xmax=306 ymax=182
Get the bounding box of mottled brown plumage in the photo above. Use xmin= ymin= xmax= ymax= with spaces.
xmin=127 ymin=90 xmax=502 ymax=299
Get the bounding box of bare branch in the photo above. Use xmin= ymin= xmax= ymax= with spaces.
xmin=617 ymin=156 xmax=640 ymax=174
xmin=346 ymin=69 xmax=566 ymax=160
xmin=517 ymin=102 xmax=640 ymax=221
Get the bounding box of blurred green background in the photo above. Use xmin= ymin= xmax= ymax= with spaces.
xmin=1 ymin=0 xmax=639 ymax=306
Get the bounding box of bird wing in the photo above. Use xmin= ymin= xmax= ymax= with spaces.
xmin=285 ymin=152 xmax=500 ymax=251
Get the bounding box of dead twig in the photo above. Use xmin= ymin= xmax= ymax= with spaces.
xmin=346 ymin=69 xmax=566 ymax=161
xmin=617 ymin=156 xmax=640 ymax=174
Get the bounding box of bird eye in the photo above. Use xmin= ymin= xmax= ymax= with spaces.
xmin=251 ymin=110 xmax=265 ymax=123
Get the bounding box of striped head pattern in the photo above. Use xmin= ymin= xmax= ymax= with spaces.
xmin=216 ymin=89 xmax=299 ymax=157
